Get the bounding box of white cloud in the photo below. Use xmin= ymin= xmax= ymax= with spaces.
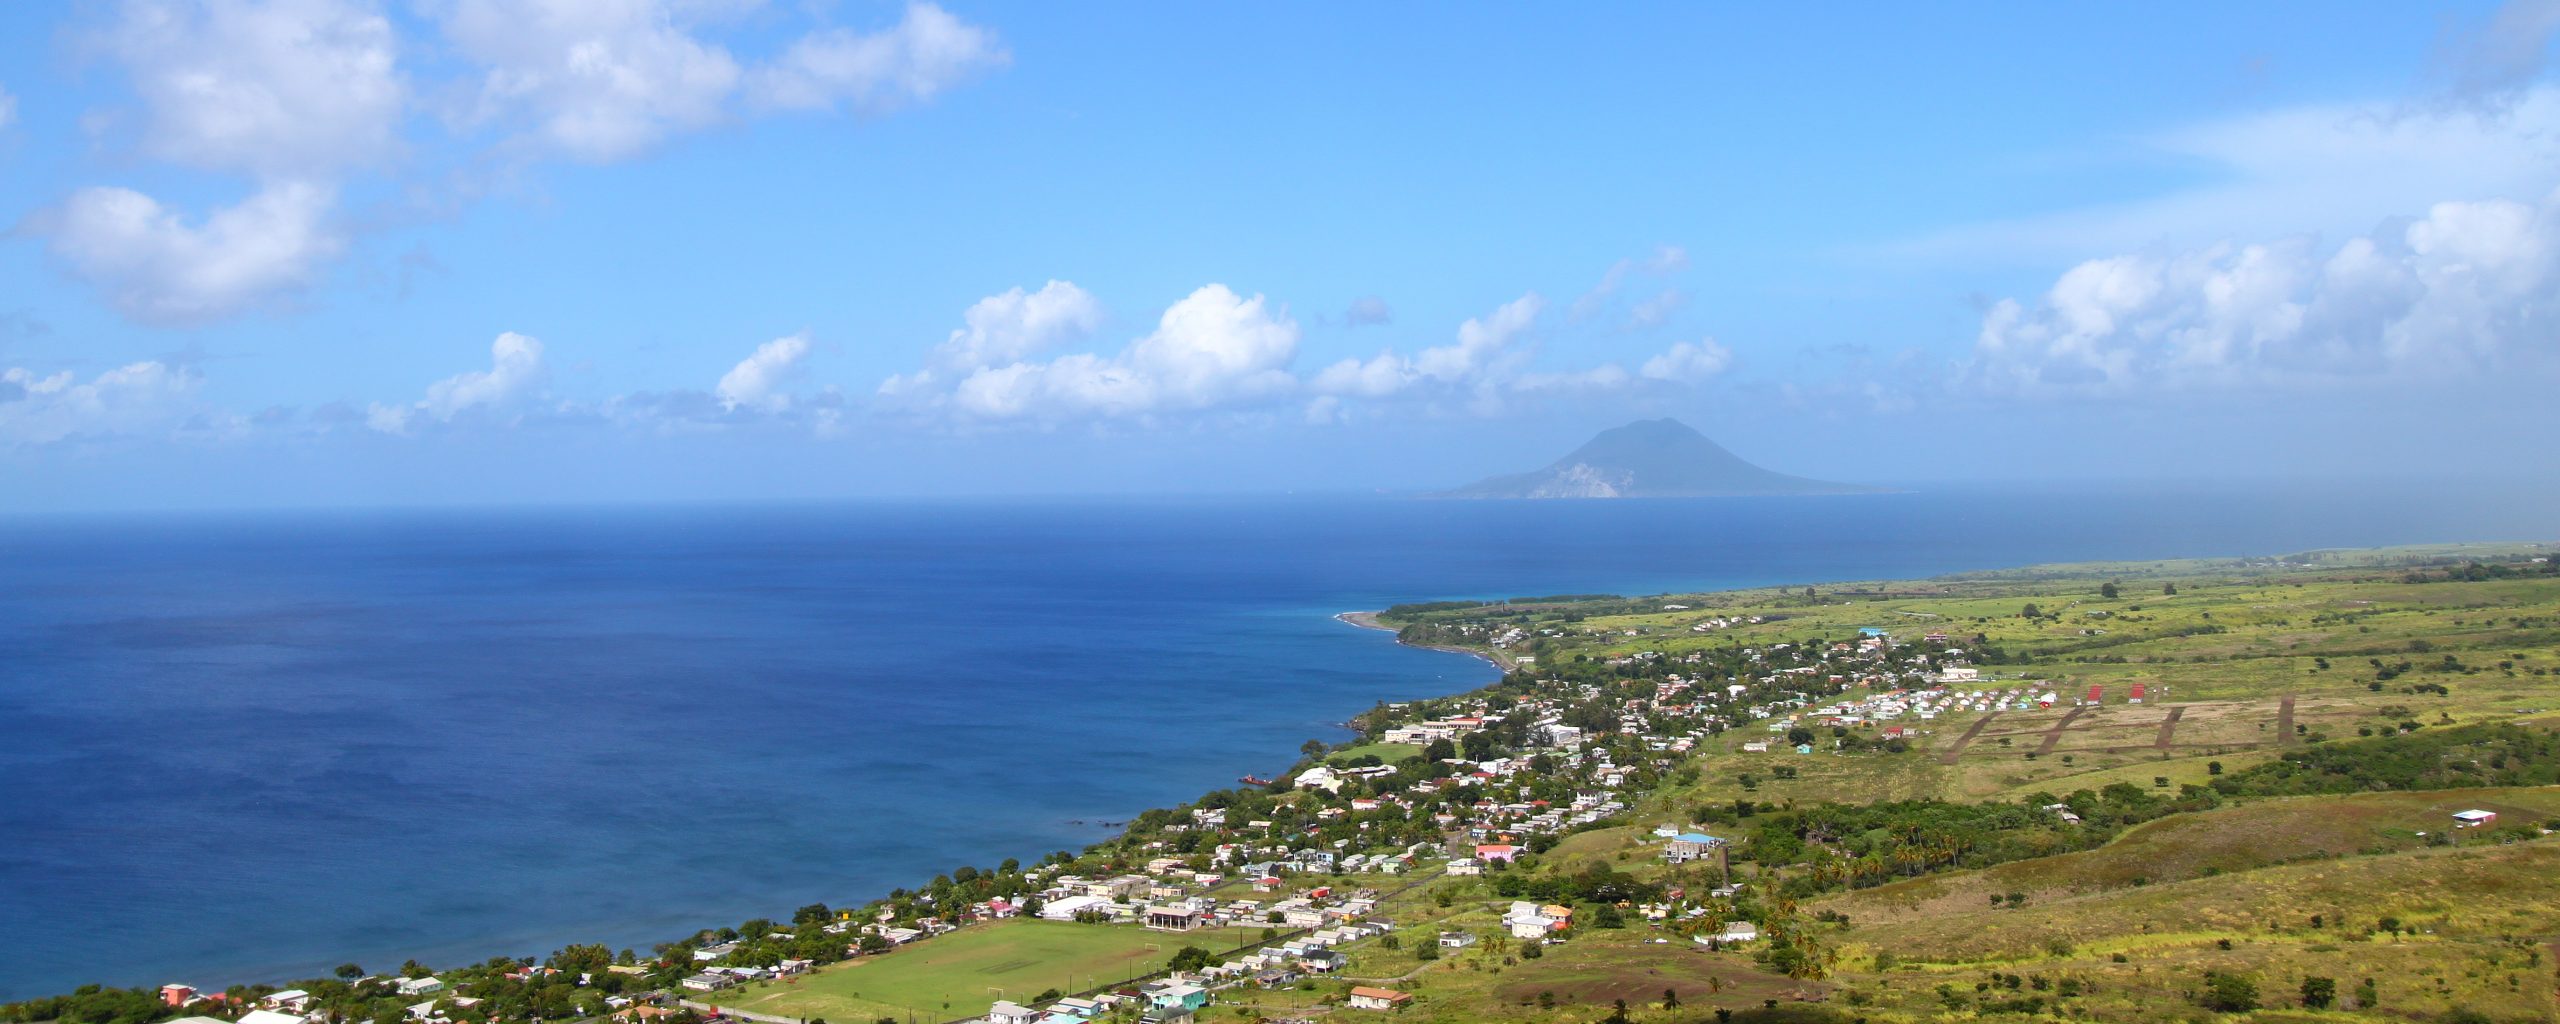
xmin=0 ymin=83 xmax=17 ymax=130
xmin=369 ymin=331 xmax=548 ymax=432
xmin=716 ymin=332 xmax=812 ymax=411
xmin=46 ymin=0 xmax=1007 ymax=326
xmin=430 ymin=0 xmax=746 ymax=162
xmin=1969 ymin=189 xmax=2560 ymax=392
xmin=0 ymin=361 xmax=207 ymax=446
xmin=1640 ymin=338 xmax=1733 ymax=383
xmin=939 ymin=280 xmax=1101 ymax=371
xmin=96 ymin=0 xmax=405 ymax=177
xmin=1892 ymin=88 xmax=2560 ymax=263
xmin=1312 ymin=293 xmax=1543 ymax=399
xmin=430 ymin=0 xmax=1005 ymax=162
xmin=898 ymin=284 xmax=1298 ymax=422
xmin=32 ymin=181 xmax=343 ymax=325
xmin=750 ymin=2 xmax=1008 ymax=114
xmin=1302 ymin=294 xmax=1729 ymax=421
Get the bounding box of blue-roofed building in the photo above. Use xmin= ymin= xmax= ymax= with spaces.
xmin=1665 ymin=832 xmax=1729 ymax=875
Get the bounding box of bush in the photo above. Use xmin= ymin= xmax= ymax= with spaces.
xmin=2199 ymin=971 xmax=2258 ymax=1012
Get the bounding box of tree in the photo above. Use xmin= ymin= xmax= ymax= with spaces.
xmin=2021 ymin=603 xmax=2042 ymax=618
xmin=2163 ymin=582 xmax=2178 ymax=595
xmin=2199 ymin=972 xmax=2258 ymax=1012
xmin=334 ymin=964 xmax=365 ymax=980
xmin=2299 ymin=976 xmax=2335 ymax=1009
xmin=1662 ymin=988 xmax=1679 ymax=1009
xmin=2206 ymin=761 xmax=2223 ymax=776
xmin=2101 ymin=582 xmax=2120 ymax=599
xmin=1520 ymin=939 xmax=1544 ymax=959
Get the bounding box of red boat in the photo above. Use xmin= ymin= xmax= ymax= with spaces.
xmin=1239 ymin=774 xmax=1277 ymax=786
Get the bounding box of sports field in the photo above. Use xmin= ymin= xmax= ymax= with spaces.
xmin=691 ymin=919 xmax=1197 ymax=1023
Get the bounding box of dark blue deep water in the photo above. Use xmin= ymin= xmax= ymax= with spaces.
xmin=2 ymin=485 xmax=2552 ymax=998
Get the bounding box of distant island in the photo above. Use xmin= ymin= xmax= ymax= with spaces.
xmin=1439 ymin=418 xmax=1880 ymax=498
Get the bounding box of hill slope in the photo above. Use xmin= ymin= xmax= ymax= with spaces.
xmin=1442 ymin=418 xmax=1874 ymax=498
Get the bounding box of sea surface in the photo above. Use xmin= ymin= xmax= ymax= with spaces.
xmin=2 ymin=483 xmax=2553 ymax=999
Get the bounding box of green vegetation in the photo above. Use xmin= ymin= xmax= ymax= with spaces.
xmin=695 ymin=920 xmax=1178 ymax=1023
xmin=16 ymin=542 xmax=2560 ymax=1024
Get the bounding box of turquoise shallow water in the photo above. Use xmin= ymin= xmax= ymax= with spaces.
xmin=0 ymin=486 xmax=2549 ymax=998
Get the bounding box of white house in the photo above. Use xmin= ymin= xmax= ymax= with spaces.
xmin=984 ymin=1001 xmax=1039 ymax=1024
xmin=1347 ymin=987 xmax=1412 ymax=1011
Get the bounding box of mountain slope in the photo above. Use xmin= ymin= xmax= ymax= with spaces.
xmin=1441 ymin=418 xmax=1874 ymax=498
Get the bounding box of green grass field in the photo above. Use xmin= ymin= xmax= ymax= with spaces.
xmin=1330 ymin=741 xmax=1424 ymax=765
xmin=1340 ymin=547 xmax=2560 ymax=1022
xmin=691 ymin=920 xmax=1192 ymax=1022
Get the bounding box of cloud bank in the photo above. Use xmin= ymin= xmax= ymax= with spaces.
xmin=1970 ymin=190 xmax=2560 ymax=393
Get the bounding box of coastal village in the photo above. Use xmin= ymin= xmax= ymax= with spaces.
xmin=32 ymin=547 xmax=2560 ymax=1024
xmin=126 ymin=613 xmax=2026 ymax=1024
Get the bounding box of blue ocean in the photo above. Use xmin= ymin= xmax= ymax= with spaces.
xmin=1 ymin=485 xmax=2551 ymax=999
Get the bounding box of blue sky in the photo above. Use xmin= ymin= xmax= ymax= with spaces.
xmin=4 ymin=1 xmax=2558 ymax=510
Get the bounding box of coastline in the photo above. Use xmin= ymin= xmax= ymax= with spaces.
xmin=42 ymin=542 xmax=2552 ymax=1011
xmin=1335 ymin=609 xmax=1519 ymax=672
xmin=8 ymin=611 xmax=1512 ymax=1004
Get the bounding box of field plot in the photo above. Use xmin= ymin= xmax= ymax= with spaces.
xmin=693 ymin=920 xmax=1183 ymax=1023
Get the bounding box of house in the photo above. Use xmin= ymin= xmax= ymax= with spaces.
xmin=680 ymin=973 xmax=733 ymax=992
xmin=1146 ymin=983 xmax=1209 ymax=1013
xmin=1664 ymin=832 xmax=1726 ymax=868
xmin=1437 ymin=932 xmax=1478 ymax=949
xmin=262 ymin=990 xmax=313 ymax=1012
xmin=160 ymin=986 xmax=199 ymax=1007
xmin=1473 ymin=843 xmax=1520 ymax=864
xmin=238 ymin=1011 xmax=306 ymax=1024
xmin=1443 ymin=857 xmax=1481 ymax=877
xmin=1346 ymin=987 xmax=1413 ymax=1011
xmin=395 ymin=978 xmax=446 ymax=997
xmin=2454 ymin=809 xmax=2499 ymax=828
xmin=1040 ymin=894 xmax=1109 ymax=920
xmin=1297 ymin=949 xmax=1347 ymax=972
xmin=1715 ymin=922 xmax=1760 ymax=943
xmin=1145 ymin=906 xmax=1209 ymax=932
xmin=985 ymin=1000 xmax=1042 ymax=1024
